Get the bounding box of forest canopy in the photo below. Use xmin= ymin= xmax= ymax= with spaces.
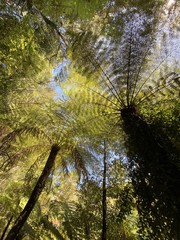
xmin=0 ymin=0 xmax=180 ymax=239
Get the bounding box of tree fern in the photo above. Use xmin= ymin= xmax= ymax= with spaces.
xmin=62 ymin=7 xmax=180 ymax=239
xmin=0 ymin=81 xmax=90 ymax=239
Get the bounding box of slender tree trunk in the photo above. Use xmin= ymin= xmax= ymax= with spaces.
xmin=0 ymin=216 xmax=13 ymax=240
xmin=102 ymin=140 xmax=107 ymax=240
xmin=5 ymin=144 xmax=60 ymax=240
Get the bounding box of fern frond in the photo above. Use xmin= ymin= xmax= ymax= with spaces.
xmin=132 ymin=51 xmax=178 ymax=102
xmin=137 ymin=72 xmax=180 ymax=106
xmin=0 ymin=127 xmax=52 ymax=149
xmin=0 ymin=143 xmax=49 ymax=171
xmin=24 ymin=151 xmax=50 ymax=184
xmin=71 ymin=147 xmax=87 ymax=178
xmin=68 ymin=5 xmax=180 ymax=121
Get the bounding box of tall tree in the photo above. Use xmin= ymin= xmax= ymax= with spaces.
xmin=0 ymin=82 xmax=87 ymax=239
xmin=1 ymin=0 xmax=180 ymax=239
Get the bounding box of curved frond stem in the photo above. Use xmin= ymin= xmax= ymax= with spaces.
xmin=75 ymin=101 xmax=118 ymax=113
xmin=71 ymin=110 xmax=120 ymax=133
xmin=32 ymin=5 xmax=68 ymax=48
xmin=67 ymin=95 xmax=119 ymax=112
xmin=133 ymin=50 xmax=176 ymax=102
xmin=87 ymin=56 xmax=125 ymax=107
xmin=5 ymin=102 xmax=45 ymax=114
xmin=0 ymin=153 xmax=12 ymax=171
xmin=142 ymin=97 xmax=178 ymax=109
xmin=136 ymin=75 xmax=179 ymax=106
xmin=82 ymin=112 xmax=118 ymax=125
xmin=126 ymin=28 xmax=133 ymax=107
xmin=0 ymin=128 xmax=52 ymax=149
xmin=130 ymin=44 xmax=152 ymax=104
xmin=54 ymin=111 xmax=73 ymax=126
xmin=71 ymin=81 xmax=120 ymax=108
xmin=0 ymin=144 xmax=50 ymax=171
xmin=96 ymin=62 xmax=125 ymax=107
xmin=85 ymin=101 xmax=118 ymax=111
xmin=56 ymin=118 xmax=69 ymax=143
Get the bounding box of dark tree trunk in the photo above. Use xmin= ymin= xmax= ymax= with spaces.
xmin=102 ymin=140 xmax=107 ymax=240
xmin=5 ymin=144 xmax=60 ymax=240
xmin=121 ymin=108 xmax=180 ymax=239
xmin=0 ymin=216 xmax=13 ymax=240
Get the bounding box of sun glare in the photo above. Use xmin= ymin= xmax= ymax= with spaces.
xmin=167 ymin=0 xmax=175 ymax=8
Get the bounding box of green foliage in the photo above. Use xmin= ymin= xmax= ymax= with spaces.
xmin=61 ymin=2 xmax=180 ymax=239
xmin=0 ymin=0 xmax=180 ymax=239
xmin=56 ymin=172 xmax=137 ymax=240
xmin=0 ymin=11 xmax=52 ymax=76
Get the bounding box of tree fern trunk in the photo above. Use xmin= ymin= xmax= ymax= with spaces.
xmin=121 ymin=109 xmax=180 ymax=239
xmin=0 ymin=216 xmax=13 ymax=240
xmin=102 ymin=140 xmax=107 ymax=240
xmin=5 ymin=144 xmax=60 ymax=240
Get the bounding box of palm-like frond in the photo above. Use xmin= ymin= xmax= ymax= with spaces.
xmin=65 ymin=9 xmax=179 ymax=131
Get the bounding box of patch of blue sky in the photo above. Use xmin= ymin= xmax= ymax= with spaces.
xmin=53 ymin=59 xmax=70 ymax=81
xmin=50 ymin=59 xmax=70 ymax=100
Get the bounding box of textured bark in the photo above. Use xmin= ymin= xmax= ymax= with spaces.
xmin=102 ymin=140 xmax=107 ymax=240
xmin=5 ymin=144 xmax=60 ymax=240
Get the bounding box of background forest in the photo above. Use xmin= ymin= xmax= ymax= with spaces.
xmin=0 ymin=0 xmax=180 ymax=239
